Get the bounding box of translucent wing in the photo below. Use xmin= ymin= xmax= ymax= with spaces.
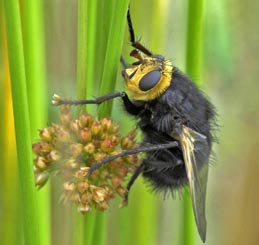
xmin=180 ymin=125 xmax=209 ymax=242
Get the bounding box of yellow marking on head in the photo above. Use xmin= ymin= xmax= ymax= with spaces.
xmin=123 ymin=57 xmax=173 ymax=101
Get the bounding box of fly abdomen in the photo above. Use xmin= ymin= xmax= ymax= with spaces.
xmin=142 ymin=149 xmax=188 ymax=191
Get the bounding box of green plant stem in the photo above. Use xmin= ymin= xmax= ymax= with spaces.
xmin=185 ymin=0 xmax=204 ymax=86
xmin=22 ymin=0 xmax=47 ymax=128
xmin=92 ymin=212 xmax=106 ymax=245
xmin=84 ymin=212 xmax=96 ymax=245
xmin=22 ymin=1 xmax=50 ymax=245
xmin=182 ymin=0 xmax=204 ymax=245
xmin=76 ymin=1 xmax=100 ymax=245
xmin=84 ymin=0 xmax=98 ymax=241
xmin=182 ymin=189 xmax=196 ymax=245
xmin=92 ymin=1 xmax=129 ymax=244
xmin=1 ymin=7 xmax=21 ymax=244
xmin=97 ymin=0 xmax=129 ymax=118
xmin=77 ymin=0 xmax=97 ymax=115
xmin=76 ymin=1 xmax=99 ymax=245
xmin=75 ymin=0 xmax=88 ymax=244
xmin=72 ymin=214 xmax=84 ymax=245
xmin=3 ymin=0 xmax=40 ymax=244
xmin=77 ymin=0 xmax=88 ymax=103
xmin=85 ymin=0 xmax=97 ymax=101
xmin=94 ymin=0 xmax=116 ymax=87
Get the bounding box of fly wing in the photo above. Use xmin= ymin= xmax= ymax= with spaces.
xmin=180 ymin=125 xmax=209 ymax=242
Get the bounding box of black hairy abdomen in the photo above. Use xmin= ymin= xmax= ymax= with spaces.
xmin=127 ymin=68 xmax=215 ymax=192
xmin=142 ymin=145 xmax=188 ymax=190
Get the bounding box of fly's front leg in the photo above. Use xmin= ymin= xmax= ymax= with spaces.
xmin=121 ymin=93 xmax=144 ymax=115
xmin=52 ymin=92 xmax=125 ymax=106
xmin=52 ymin=92 xmax=143 ymax=116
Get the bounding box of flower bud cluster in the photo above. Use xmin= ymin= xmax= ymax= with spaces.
xmin=32 ymin=105 xmax=138 ymax=213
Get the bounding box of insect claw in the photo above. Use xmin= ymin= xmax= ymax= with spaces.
xmin=119 ymin=193 xmax=129 ymax=208
xmin=52 ymin=94 xmax=62 ymax=106
xmin=120 ymin=91 xmax=126 ymax=97
xmin=74 ymin=167 xmax=91 ymax=179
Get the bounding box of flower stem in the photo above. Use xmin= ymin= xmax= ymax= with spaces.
xmin=97 ymin=0 xmax=129 ymax=118
xmin=3 ymin=0 xmax=40 ymax=244
xmin=22 ymin=1 xmax=50 ymax=245
xmin=182 ymin=0 xmax=204 ymax=244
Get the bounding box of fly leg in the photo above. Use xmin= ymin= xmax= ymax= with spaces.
xmin=120 ymin=163 xmax=144 ymax=206
xmin=52 ymin=92 xmax=144 ymax=116
xmin=52 ymin=92 xmax=125 ymax=106
xmin=87 ymin=142 xmax=178 ymax=205
xmin=88 ymin=142 xmax=178 ymax=173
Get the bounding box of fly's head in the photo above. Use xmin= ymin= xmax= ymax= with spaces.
xmin=121 ymin=50 xmax=173 ymax=101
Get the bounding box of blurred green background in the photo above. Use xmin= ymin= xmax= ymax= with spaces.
xmin=0 ymin=0 xmax=259 ymax=245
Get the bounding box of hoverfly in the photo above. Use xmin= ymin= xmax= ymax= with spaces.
xmin=54 ymin=8 xmax=216 ymax=242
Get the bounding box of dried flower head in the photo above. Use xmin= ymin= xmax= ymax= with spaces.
xmin=32 ymin=106 xmax=139 ymax=213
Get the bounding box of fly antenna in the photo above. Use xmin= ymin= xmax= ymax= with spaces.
xmin=127 ymin=7 xmax=153 ymax=56
xmin=127 ymin=8 xmax=136 ymax=44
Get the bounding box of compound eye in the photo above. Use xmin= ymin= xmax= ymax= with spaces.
xmin=152 ymin=54 xmax=165 ymax=61
xmin=139 ymin=70 xmax=161 ymax=91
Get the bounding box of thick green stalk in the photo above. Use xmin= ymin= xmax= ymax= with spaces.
xmin=182 ymin=1 xmax=204 ymax=245
xmin=3 ymin=0 xmax=40 ymax=244
xmin=77 ymin=0 xmax=88 ymax=103
xmin=72 ymin=214 xmax=84 ymax=245
xmin=75 ymin=1 xmax=88 ymax=244
xmin=91 ymin=212 xmax=107 ymax=245
xmin=83 ymin=212 xmax=96 ymax=245
xmin=182 ymin=189 xmax=196 ymax=245
xmin=77 ymin=0 xmax=97 ymax=115
xmin=75 ymin=1 xmax=99 ymax=244
xmin=85 ymin=0 xmax=97 ymax=101
xmin=185 ymin=0 xmax=204 ymax=86
xmin=22 ymin=1 xmax=50 ymax=245
xmin=92 ymin=1 xmax=129 ymax=244
xmin=94 ymin=0 xmax=116 ymax=87
xmin=97 ymin=0 xmax=129 ymax=118
xmin=22 ymin=1 xmax=47 ymax=128
xmin=1 ymin=31 xmax=21 ymax=245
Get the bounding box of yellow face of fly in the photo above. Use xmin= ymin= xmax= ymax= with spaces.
xmin=122 ymin=57 xmax=173 ymax=101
